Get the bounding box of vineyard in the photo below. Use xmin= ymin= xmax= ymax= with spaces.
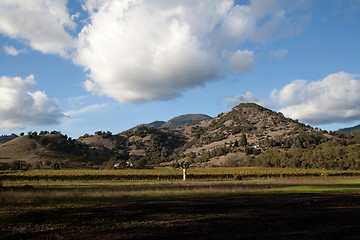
xmin=2 ymin=167 xmax=360 ymax=181
xmin=2 ymin=167 xmax=360 ymax=239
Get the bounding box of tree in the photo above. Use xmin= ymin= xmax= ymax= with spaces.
xmin=133 ymin=157 xmax=147 ymax=169
xmin=27 ymin=131 xmax=33 ymax=138
xmin=51 ymin=162 xmax=60 ymax=170
xmin=245 ymin=147 xmax=253 ymax=155
xmin=95 ymin=131 xmax=103 ymax=136
xmin=240 ymin=134 xmax=248 ymax=147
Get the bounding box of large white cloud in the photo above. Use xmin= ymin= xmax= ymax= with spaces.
xmin=0 ymin=75 xmax=64 ymax=129
xmin=271 ymin=72 xmax=360 ymax=125
xmin=0 ymin=0 xmax=76 ymax=56
xmin=75 ymin=0 xmax=310 ymax=103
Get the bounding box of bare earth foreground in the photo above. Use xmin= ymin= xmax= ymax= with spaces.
xmin=2 ymin=192 xmax=360 ymax=240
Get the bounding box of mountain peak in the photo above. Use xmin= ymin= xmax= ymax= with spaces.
xmin=161 ymin=114 xmax=212 ymax=129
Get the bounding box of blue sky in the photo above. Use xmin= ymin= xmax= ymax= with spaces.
xmin=0 ymin=0 xmax=360 ymax=138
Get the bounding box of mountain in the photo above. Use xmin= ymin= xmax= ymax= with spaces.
xmin=173 ymin=103 xmax=320 ymax=165
xmin=161 ymin=114 xmax=213 ymax=129
xmin=147 ymin=121 xmax=166 ymax=128
xmin=140 ymin=114 xmax=212 ymax=129
xmin=337 ymin=124 xmax=360 ymax=135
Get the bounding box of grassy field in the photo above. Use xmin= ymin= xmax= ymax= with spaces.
xmin=2 ymin=167 xmax=360 ymax=239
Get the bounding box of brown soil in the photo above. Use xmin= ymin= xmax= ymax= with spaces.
xmin=2 ymin=193 xmax=360 ymax=239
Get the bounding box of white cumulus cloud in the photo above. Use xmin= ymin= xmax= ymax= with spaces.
xmin=271 ymin=72 xmax=360 ymax=124
xmin=0 ymin=0 xmax=76 ymax=57
xmin=0 ymin=75 xmax=64 ymax=130
xmin=75 ymin=0 xmax=310 ymax=103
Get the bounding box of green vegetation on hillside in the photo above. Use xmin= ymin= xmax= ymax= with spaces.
xmin=255 ymin=134 xmax=360 ymax=169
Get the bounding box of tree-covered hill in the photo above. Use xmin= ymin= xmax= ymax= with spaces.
xmin=77 ymin=126 xmax=186 ymax=169
xmin=0 ymin=131 xmax=115 ymax=169
xmin=172 ymin=103 xmax=323 ymax=166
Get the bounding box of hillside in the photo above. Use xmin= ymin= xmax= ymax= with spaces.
xmin=337 ymin=124 xmax=360 ymax=135
xmin=1 ymin=103 xmax=360 ymax=170
xmin=0 ymin=134 xmax=18 ymax=144
xmin=95 ymin=103 xmax=325 ymax=168
xmin=179 ymin=103 xmax=312 ymax=145
xmin=173 ymin=103 xmax=320 ymax=166
xmin=0 ymin=135 xmax=43 ymax=160
xmin=76 ymin=127 xmax=186 ymax=168
xmin=0 ymin=132 xmax=116 ymax=169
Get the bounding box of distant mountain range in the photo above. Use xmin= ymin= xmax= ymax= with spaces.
xmin=337 ymin=124 xmax=360 ymax=135
xmin=146 ymin=121 xmax=167 ymax=128
xmin=131 ymin=114 xmax=212 ymax=130
xmin=148 ymin=114 xmax=213 ymax=129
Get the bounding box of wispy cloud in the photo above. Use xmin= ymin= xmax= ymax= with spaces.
xmin=64 ymin=103 xmax=108 ymax=117
xmin=268 ymin=49 xmax=289 ymax=59
xmin=3 ymin=45 xmax=27 ymax=56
